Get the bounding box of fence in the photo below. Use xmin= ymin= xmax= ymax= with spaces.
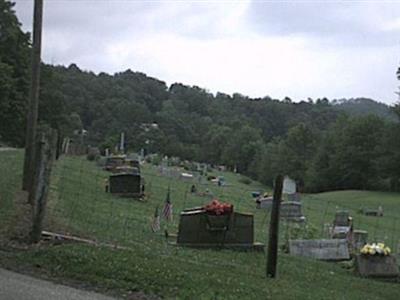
xmin=39 ymin=154 xmax=400 ymax=296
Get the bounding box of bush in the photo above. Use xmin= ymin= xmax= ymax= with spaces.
xmin=238 ymin=177 xmax=252 ymax=185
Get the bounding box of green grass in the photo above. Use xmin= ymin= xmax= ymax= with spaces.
xmin=0 ymin=149 xmax=23 ymax=235
xmin=1 ymin=151 xmax=400 ymax=299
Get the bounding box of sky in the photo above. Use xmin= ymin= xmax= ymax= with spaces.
xmin=13 ymin=0 xmax=400 ymax=104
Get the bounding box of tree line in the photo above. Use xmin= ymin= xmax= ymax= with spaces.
xmin=1 ymin=0 xmax=400 ymax=192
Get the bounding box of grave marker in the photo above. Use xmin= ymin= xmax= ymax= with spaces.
xmin=352 ymin=230 xmax=368 ymax=252
xmin=280 ymin=202 xmax=305 ymax=222
xmin=289 ymin=239 xmax=350 ymax=261
xmin=355 ymin=255 xmax=399 ymax=278
xmin=109 ymin=173 xmax=143 ymax=198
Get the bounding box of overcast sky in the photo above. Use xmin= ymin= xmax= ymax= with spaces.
xmin=13 ymin=0 xmax=400 ymax=104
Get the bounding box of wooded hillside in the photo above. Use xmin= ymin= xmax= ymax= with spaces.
xmin=2 ymin=0 xmax=400 ymax=192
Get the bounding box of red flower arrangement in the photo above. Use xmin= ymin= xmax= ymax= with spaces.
xmin=203 ymin=199 xmax=233 ymax=215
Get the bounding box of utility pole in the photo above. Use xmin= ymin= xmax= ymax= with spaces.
xmin=22 ymin=0 xmax=44 ymax=192
xmin=266 ymin=174 xmax=284 ymax=278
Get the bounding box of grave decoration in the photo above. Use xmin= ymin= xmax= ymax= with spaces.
xmin=356 ymin=243 xmax=399 ymax=278
xmin=108 ymin=173 xmax=144 ymax=198
xmin=360 ymin=243 xmax=391 ymax=256
xmin=176 ymin=199 xmax=264 ymax=250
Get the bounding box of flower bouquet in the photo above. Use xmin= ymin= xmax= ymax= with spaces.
xmin=203 ymin=199 xmax=233 ymax=215
xmin=360 ymin=243 xmax=391 ymax=256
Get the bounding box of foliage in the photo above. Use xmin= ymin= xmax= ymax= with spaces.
xmin=0 ymin=0 xmax=30 ymax=146
xmin=3 ymin=2 xmax=400 ymax=192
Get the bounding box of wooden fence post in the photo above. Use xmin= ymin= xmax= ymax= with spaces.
xmin=30 ymin=129 xmax=57 ymax=243
xmin=266 ymin=174 xmax=284 ymax=278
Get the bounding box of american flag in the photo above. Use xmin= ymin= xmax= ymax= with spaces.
xmin=162 ymin=187 xmax=173 ymax=221
xmin=151 ymin=206 xmax=160 ymax=232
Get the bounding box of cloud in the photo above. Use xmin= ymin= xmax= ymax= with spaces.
xmin=13 ymin=0 xmax=400 ymax=104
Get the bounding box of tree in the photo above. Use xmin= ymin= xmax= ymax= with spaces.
xmin=0 ymin=0 xmax=30 ymax=146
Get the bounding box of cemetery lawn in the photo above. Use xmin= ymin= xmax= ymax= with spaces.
xmin=1 ymin=150 xmax=400 ymax=299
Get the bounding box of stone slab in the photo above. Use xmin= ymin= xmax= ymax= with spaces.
xmin=281 ymin=202 xmax=304 ymax=220
xmin=355 ymin=255 xmax=399 ymax=278
xmin=289 ymin=239 xmax=350 ymax=261
xmin=256 ymin=197 xmax=273 ymax=209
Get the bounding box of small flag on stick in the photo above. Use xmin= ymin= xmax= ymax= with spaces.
xmin=162 ymin=186 xmax=173 ymax=221
xmin=151 ymin=206 xmax=160 ymax=232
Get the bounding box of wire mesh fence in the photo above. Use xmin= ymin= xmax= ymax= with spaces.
xmin=43 ymin=154 xmax=400 ymax=285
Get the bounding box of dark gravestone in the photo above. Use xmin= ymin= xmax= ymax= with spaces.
xmin=109 ymin=173 xmax=142 ymax=197
xmin=177 ymin=210 xmax=259 ymax=249
xmin=280 ymin=202 xmax=305 ymax=222
xmin=355 ymin=255 xmax=399 ymax=278
xmin=289 ymin=239 xmax=350 ymax=261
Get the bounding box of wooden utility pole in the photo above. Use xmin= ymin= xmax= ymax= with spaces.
xmin=23 ymin=0 xmax=44 ymax=192
xmin=266 ymin=174 xmax=284 ymax=278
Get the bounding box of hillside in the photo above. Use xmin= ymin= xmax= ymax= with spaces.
xmin=334 ymin=98 xmax=398 ymax=122
xmin=1 ymin=150 xmax=400 ymax=299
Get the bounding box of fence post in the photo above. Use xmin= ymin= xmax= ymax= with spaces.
xmin=30 ymin=129 xmax=57 ymax=243
xmin=266 ymin=174 xmax=284 ymax=278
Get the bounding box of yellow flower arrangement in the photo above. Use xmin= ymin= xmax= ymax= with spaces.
xmin=360 ymin=243 xmax=391 ymax=256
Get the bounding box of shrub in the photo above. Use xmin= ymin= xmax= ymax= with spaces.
xmin=238 ymin=177 xmax=252 ymax=185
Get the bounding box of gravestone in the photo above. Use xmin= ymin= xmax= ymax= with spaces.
xmin=109 ymin=173 xmax=143 ymax=197
xmin=177 ymin=209 xmax=263 ymax=250
xmin=256 ymin=196 xmax=273 ymax=209
xmin=280 ymin=202 xmax=305 ymax=222
xmin=125 ymin=159 xmax=140 ymax=171
xmin=352 ymin=230 xmax=368 ymax=252
xmin=114 ymin=166 xmax=140 ymax=175
xmin=283 ymin=176 xmax=296 ymax=194
xmin=287 ymin=193 xmax=301 ymax=202
xmin=104 ymin=155 xmax=126 ymax=172
xmin=362 ymin=207 xmax=383 ymax=217
xmin=355 ymin=255 xmax=399 ymax=278
xmin=289 ymin=239 xmax=350 ymax=261
xmin=332 ymin=211 xmax=352 ymax=239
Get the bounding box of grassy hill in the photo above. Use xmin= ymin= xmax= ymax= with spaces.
xmin=1 ymin=150 xmax=400 ymax=299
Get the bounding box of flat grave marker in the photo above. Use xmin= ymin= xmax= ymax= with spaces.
xmin=289 ymin=239 xmax=350 ymax=261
